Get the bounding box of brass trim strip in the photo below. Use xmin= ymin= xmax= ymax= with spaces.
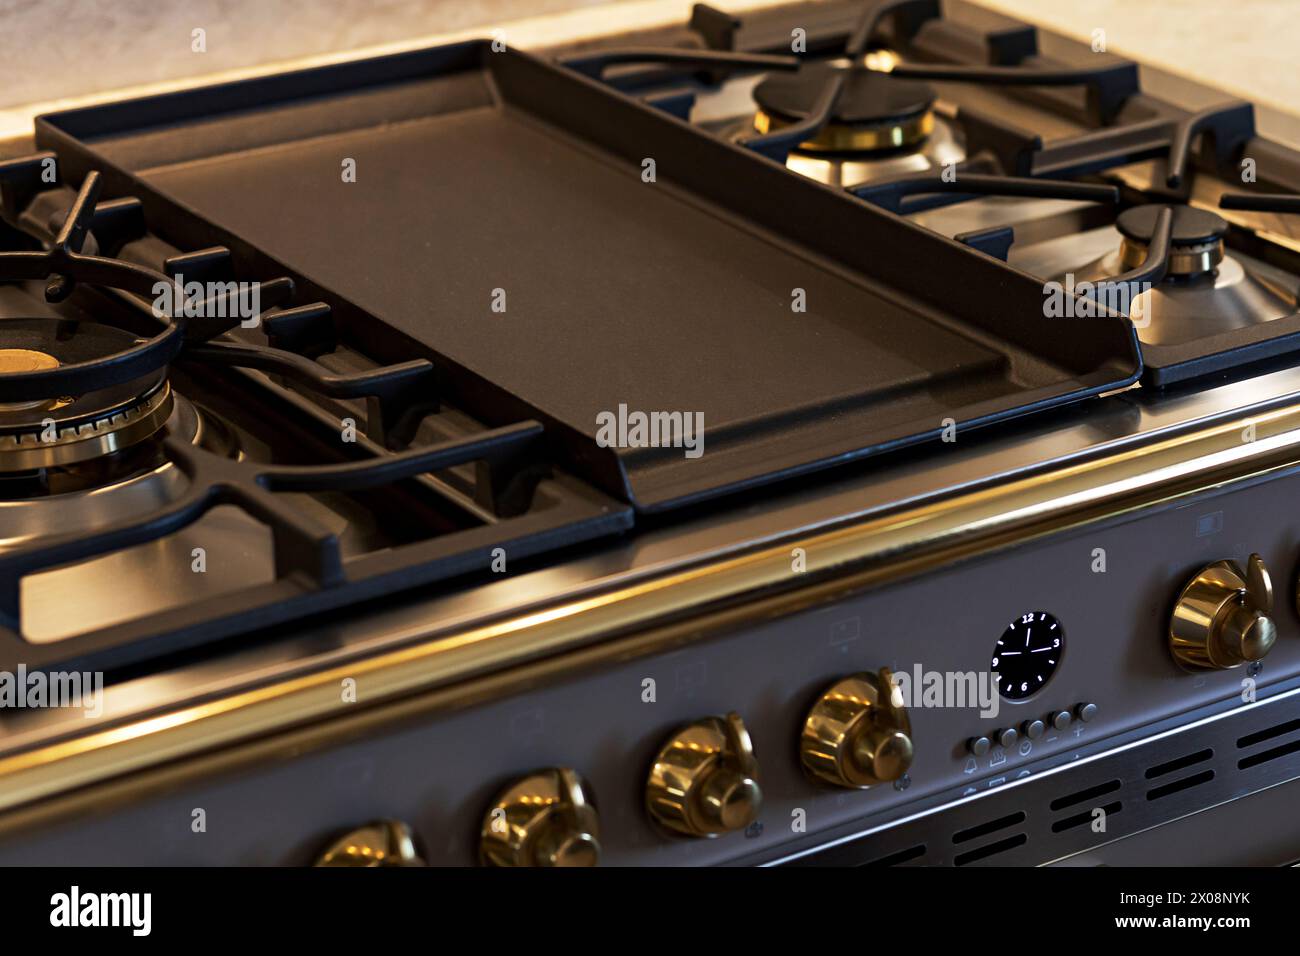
xmin=4 ymin=402 xmax=1300 ymax=813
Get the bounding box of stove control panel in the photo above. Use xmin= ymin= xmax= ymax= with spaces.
xmin=8 ymin=462 xmax=1300 ymax=867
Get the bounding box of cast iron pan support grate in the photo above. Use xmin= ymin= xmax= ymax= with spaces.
xmin=0 ymin=168 xmax=186 ymax=402
xmin=0 ymin=160 xmax=441 ymax=450
xmin=0 ymin=421 xmax=547 ymax=637
xmin=1220 ymin=193 xmax=1300 ymax=215
xmin=852 ymin=173 xmax=1170 ymax=315
xmin=963 ymin=102 xmax=1255 ymax=192
xmin=560 ymin=0 xmax=1143 ymax=162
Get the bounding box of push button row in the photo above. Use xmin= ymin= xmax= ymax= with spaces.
xmin=967 ymin=702 xmax=1097 ymax=756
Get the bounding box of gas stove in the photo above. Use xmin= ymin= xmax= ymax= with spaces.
xmin=3 ymin=0 xmax=1300 ymax=869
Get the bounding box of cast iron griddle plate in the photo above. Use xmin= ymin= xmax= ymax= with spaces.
xmin=38 ymin=41 xmax=1142 ymax=512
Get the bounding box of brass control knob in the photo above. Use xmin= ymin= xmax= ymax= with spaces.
xmin=479 ymin=767 xmax=601 ymax=867
xmin=315 ymin=820 xmax=425 ymax=867
xmin=801 ymin=668 xmax=913 ymax=788
xmin=1170 ymin=553 xmax=1277 ymax=670
xmin=645 ymin=712 xmax=762 ymax=838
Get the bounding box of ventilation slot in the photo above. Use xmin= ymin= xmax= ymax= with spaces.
xmin=1239 ymin=738 xmax=1300 ymax=770
xmin=1049 ymin=778 xmax=1120 ymax=811
xmin=1238 ymin=718 xmax=1300 ymax=749
xmin=1144 ymin=747 xmax=1213 ymax=779
xmin=858 ymin=844 xmax=926 ymax=867
xmin=1146 ymin=770 xmax=1214 ymax=801
xmin=952 ymin=811 xmax=1025 ymax=845
xmin=954 ymin=833 xmax=1027 ymax=866
xmin=1051 ymin=801 xmax=1122 ymax=833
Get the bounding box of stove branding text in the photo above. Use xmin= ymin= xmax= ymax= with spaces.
xmin=595 ymin=403 xmax=705 ymax=459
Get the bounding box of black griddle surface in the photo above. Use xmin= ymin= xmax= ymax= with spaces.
xmin=141 ymin=110 xmax=993 ymax=435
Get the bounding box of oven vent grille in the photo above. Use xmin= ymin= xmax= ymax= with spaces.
xmin=1051 ymin=800 xmax=1122 ymax=834
xmin=1237 ymin=715 xmax=1300 ymax=770
xmin=1232 ymin=717 xmax=1300 ymax=770
xmin=952 ymin=810 xmax=1025 ymax=844
xmin=1239 ymin=738 xmax=1300 ymax=770
xmin=954 ymin=833 xmax=1027 ymax=866
xmin=858 ymin=844 xmax=927 ymax=867
xmin=951 ymin=811 xmax=1026 ymax=866
xmin=1146 ymin=770 xmax=1214 ymax=801
xmin=1144 ymin=748 xmax=1213 ymax=779
xmin=1238 ymin=718 xmax=1300 ymax=749
xmin=1049 ymin=778 xmax=1120 ymax=811
xmin=1142 ymin=747 xmax=1214 ymax=800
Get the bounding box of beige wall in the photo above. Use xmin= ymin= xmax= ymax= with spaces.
xmin=0 ymin=0 xmax=813 ymax=138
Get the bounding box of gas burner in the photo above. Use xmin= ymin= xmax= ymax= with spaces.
xmin=1117 ymin=205 xmax=1226 ymax=279
xmin=0 ymin=390 xmax=238 ymax=549
xmin=753 ymin=60 xmax=936 ymax=153
xmin=1069 ymin=204 xmax=1298 ymax=347
xmin=0 ymin=317 xmax=172 ymax=472
xmin=740 ymin=61 xmax=964 ymax=187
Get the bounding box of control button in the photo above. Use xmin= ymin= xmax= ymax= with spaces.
xmin=1076 ymin=702 xmax=1098 ymax=723
xmin=968 ymin=735 xmax=992 ymax=757
xmin=647 ymin=712 xmax=761 ymax=837
xmin=315 ymin=820 xmax=424 ymax=867
xmin=1051 ymin=710 xmax=1072 ymax=731
xmin=480 ymin=768 xmax=601 ymax=867
xmin=995 ymin=727 xmax=1018 ymax=749
xmin=1021 ymin=718 xmax=1046 ymax=740
xmin=1170 ymin=553 xmax=1277 ymax=670
xmin=801 ymin=669 xmax=913 ymax=788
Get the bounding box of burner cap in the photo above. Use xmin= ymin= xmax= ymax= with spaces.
xmin=0 ymin=349 xmax=59 ymax=374
xmin=1117 ymin=204 xmax=1229 ymax=248
xmin=753 ymin=62 xmax=935 ymax=153
xmin=0 ymin=317 xmax=171 ymax=471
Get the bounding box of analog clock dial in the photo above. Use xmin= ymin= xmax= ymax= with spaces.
xmin=992 ymin=611 xmax=1064 ymax=701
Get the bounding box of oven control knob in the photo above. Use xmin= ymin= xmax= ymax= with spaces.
xmin=315 ymin=820 xmax=425 ymax=866
xmin=479 ymin=767 xmax=601 ymax=867
xmin=645 ymin=712 xmax=762 ymax=838
xmin=1170 ymin=553 xmax=1277 ymax=670
xmin=800 ymin=668 xmax=913 ymax=788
